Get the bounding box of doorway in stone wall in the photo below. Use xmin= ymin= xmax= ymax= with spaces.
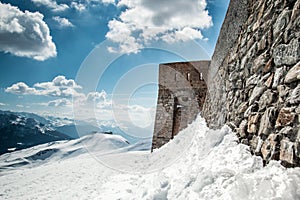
xmin=171 ymin=97 xmax=182 ymax=139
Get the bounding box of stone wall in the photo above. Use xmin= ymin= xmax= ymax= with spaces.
xmin=203 ymin=0 xmax=300 ymax=167
xmin=208 ymin=0 xmax=249 ymax=86
xmin=152 ymin=61 xmax=209 ymax=150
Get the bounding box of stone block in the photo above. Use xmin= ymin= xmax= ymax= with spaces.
xmin=276 ymin=107 xmax=296 ymax=127
xmin=252 ymin=52 xmax=268 ymax=73
xmin=237 ymin=119 xmax=248 ymax=138
xmin=284 ymin=61 xmax=300 ymax=83
xmin=273 ymin=38 xmax=300 ymax=66
xmin=258 ymin=90 xmax=275 ymax=111
xmin=273 ymin=8 xmax=291 ymax=39
xmin=272 ymin=67 xmax=284 ymax=89
xmin=261 ymin=134 xmax=279 ymax=161
xmin=280 ymin=139 xmax=296 ymax=165
xmin=264 ymin=73 xmax=274 ymax=88
xmin=249 ymin=86 xmax=267 ymax=105
xmin=263 ymin=59 xmax=274 ymax=74
xmin=248 ymin=113 xmax=260 ymax=134
xmin=287 ymin=84 xmax=300 ymax=104
xmin=258 ymin=107 xmax=277 ymax=136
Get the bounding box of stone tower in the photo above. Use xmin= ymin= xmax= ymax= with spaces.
xmin=151 ymin=61 xmax=209 ymax=150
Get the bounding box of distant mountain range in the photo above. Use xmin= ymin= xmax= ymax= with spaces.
xmin=0 ymin=110 xmax=71 ymax=155
xmin=0 ymin=110 xmax=152 ymax=155
xmin=0 ymin=111 xmax=113 ymax=154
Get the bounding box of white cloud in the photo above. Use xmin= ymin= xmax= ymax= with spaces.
xmin=16 ymin=104 xmax=24 ymax=108
xmin=106 ymin=0 xmax=212 ymax=53
xmin=70 ymin=0 xmax=115 ymax=12
xmin=52 ymin=16 xmax=74 ymax=28
xmin=45 ymin=98 xmax=72 ymax=107
xmin=101 ymin=0 xmax=116 ymax=4
xmin=71 ymin=2 xmax=86 ymax=12
xmin=86 ymin=90 xmax=107 ymax=102
xmin=5 ymin=82 xmax=37 ymax=95
xmin=6 ymin=76 xmax=83 ymax=98
xmin=0 ymin=103 xmax=7 ymax=106
xmin=161 ymin=27 xmax=204 ymax=43
xmin=128 ymin=105 xmax=155 ymax=128
xmin=31 ymin=0 xmax=69 ymax=12
xmin=0 ymin=2 xmax=57 ymax=61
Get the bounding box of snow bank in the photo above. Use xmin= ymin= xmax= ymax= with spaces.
xmin=0 ymin=116 xmax=299 ymax=199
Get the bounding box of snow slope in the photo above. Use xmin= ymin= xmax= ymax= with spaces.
xmin=0 ymin=133 xmax=132 ymax=172
xmin=0 ymin=116 xmax=299 ymax=199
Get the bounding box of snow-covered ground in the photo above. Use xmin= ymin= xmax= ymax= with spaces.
xmin=0 ymin=116 xmax=300 ymax=199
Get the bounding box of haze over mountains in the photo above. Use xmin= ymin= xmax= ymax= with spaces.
xmin=0 ymin=110 xmax=148 ymax=155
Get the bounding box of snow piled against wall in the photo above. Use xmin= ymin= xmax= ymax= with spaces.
xmin=0 ymin=116 xmax=300 ymax=199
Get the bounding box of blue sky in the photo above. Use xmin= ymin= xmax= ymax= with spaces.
xmin=0 ymin=0 xmax=229 ymax=138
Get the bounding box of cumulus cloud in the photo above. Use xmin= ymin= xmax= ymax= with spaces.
xmin=31 ymin=0 xmax=69 ymax=12
xmin=45 ymin=98 xmax=72 ymax=107
xmin=0 ymin=2 xmax=57 ymax=61
xmin=71 ymin=2 xmax=86 ymax=12
xmin=106 ymin=0 xmax=212 ymax=54
xmin=5 ymin=82 xmax=37 ymax=95
xmin=6 ymin=76 xmax=83 ymax=98
xmin=86 ymin=90 xmax=107 ymax=102
xmin=52 ymin=16 xmax=74 ymax=28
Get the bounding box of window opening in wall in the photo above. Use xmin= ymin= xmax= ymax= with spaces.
xmin=200 ymin=73 xmax=203 ymax=80
xmin=187 ymin=72 xmax=191 ymax=81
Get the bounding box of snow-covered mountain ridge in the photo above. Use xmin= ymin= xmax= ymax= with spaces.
xmin=0 ymin=110 xmax=145 ymax=155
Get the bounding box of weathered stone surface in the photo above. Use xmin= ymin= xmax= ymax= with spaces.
xmin=273 ymin=8 xmax=291 ymax=38
xmin=279 ymin=126 xmax=294 ymax=136
xmin=258 ymin=90 xmax=275 ymax=111
xmin=208 ymin=0 xmax=249 ymax=85
xmin=252 ymin=53 xmax=268 ymax=73
xmin=276 ymin=107 xmax=296 ymax=127
xmin=237 ymin=102 xmax=248 ymax=114
xmin=277 ymin=85 xmax=289 ymax=98
xmin=244 ymin=105 xmax=255 ymax=118
xmin=201 ymin=0 xmax=300 ymax=167
xmin=272 ymin=67 xmax=284 ymax=89
xmin=261 ymin=134 xmax=279 ymax=161
xmin=246 ymin=74 xmax=260 ymax=87
xmin=285 ymin=61 xmax=300 ymax=83
xmin=258 ymin=107 xmax=276 ymax=136
xmin=263 ymin=59 xmax=273 ymax=74
xmin=248 ymin=113 xmax=260 ymax=134
xmin=296 ymin=105 xmax=300 ymax=114
xmin=264 ymin=73 xmax=274 ymax=88
xmin=249 ymin=86 xmax=266 ymax=105
xmin=287 ymin=84 xmax=300 ymax=104
xmin=258 ymin=33 xmax=268 ymax=52
xmin=295 ymin=128 xmax=300 ymax=157
xmin=291 ymin=0 xmax=300 ymax=21
xmin=237 ymin=119 xmax=248 ymax=138
xmin=280 ymin=139 xmax=295 ymax=165
xmin=273 ymin=38 xmax=300 ymax=66
xmin=251 ymin=135 xmax=263 ymax=155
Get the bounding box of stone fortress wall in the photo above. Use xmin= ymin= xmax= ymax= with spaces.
xmin=152 ymin=0 xmax=300 ymax=167
xmin=203 ymin=0 xmax=300 ymax=167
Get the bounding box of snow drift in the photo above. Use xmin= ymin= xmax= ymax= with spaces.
xmin=0 ymin=115 xmax=300 ymax=199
